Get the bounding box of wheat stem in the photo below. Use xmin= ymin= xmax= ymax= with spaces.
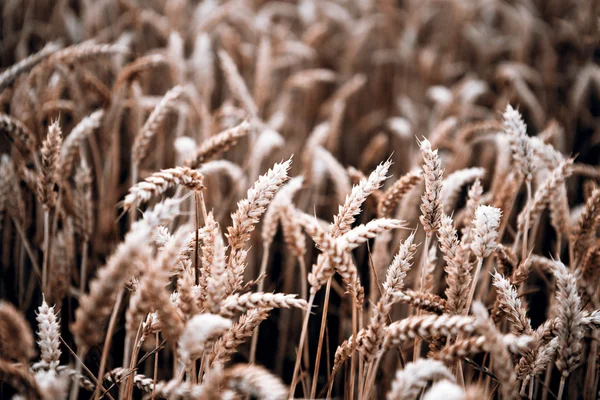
xmin=465 ymin=257 xmax=484 ymax=315
xmin=80 ymin=241 xmax=89 ymax=294
xmin=310 ymin=277 xmax=332 ymax=399
xmin=42 ymin=210 xmax=50 ymax=294
xmin=249 ymin=244 xmax=271 ymax=364
xmin=289 ymin=292 xmax=315 ymax=398
xmin=558 ymin=375 xmax=566 ymax=399
xmin=414 ymin=234 xmax=432 ymax=361
xmin=349 ymin=297 xmax=358 ymax=400
xmin=93 ymin=288 xmax=125 ymax=400
xmin=69 ymin=345 xmax=88 ymax=400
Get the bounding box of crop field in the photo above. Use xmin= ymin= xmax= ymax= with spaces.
xmin=0 ymin=1 xmax=599 ymax=399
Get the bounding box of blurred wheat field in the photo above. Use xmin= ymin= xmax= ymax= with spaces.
xmin=1 ymin=0 xmax=600 ymax=399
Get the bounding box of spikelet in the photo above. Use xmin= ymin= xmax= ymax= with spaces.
xmin=471 ymin=205 xmax=502 ymax=258
xmin=226 ymin=247 xmax=250 ymax=296
xmin=516 ymin=324 xmax=559 ymax=381
xmin=33 ymin=368 xmax=69 ymax=400
xmin=0 ymin=359 xmax=42 ymax=399
xmin=331 ymin=159 xmax=392 ymax=237
xmin=333 ymin=330 xmax=368 ymax=375
xmin=573 ymin=188 xmax=600 ymax=261
xmin=421 ymin=246 xmax=438 ymax=293
xmin=340 ymin=218 xmax=406 ymax=250
xmin=210 ymin=309 xmax=271 ymax=366
xmin=248 ymin=128 xmax=285 ymax=180
xmin=460 ymin=179 xmax=483 ymax=242
xmin=73 ymin=224 xmax=152 ymax=348
xmin=0 ymin=113 xmax=38 ymax=157
xmin=419 ymin=138 xmax=444 ymax=235
xmin=59 ymin=110 xmax=104 ymax=177
xmin=438 ymin=214 xmax=471 ymax=314
xmin=441 ymin=167 xmax=485 ymax=213
xmin=223 ymin=364 xmax=287 ymax=400
xmin=73 ymin=160 xmax=93 ymax=241
xmin=471 ymin=302 xmax=519 ymax=400
xmin=492 ymin=272 xmax=533 ymax=335
xmin=132 ymin=85 xmax=186 ymax=164
xmin=384 ymin=314 xmax=477 ymax=351
xmin=205 ymin=230 xmax=229 ymax=313
xmin=253 ymin=37 xmax=272 ymax=112
xmin=0 ymin=42 xmax=61 ymax=91
xmin=433 ymin=336 xmax=489 ymax=364
xmin=279 ymin=204 xmax=307 ymax=258
xmin=46 ymin=43 xmax=129 ymax=65
xmin=503 ymin=105 xmax=535 ymax=180
xmin=135 ymin=228 xmax=189 ymax=345
xmin=114 ymin=54 xmax=169 ymax=90
xmin=177 ymin=269 xmax=200 ymax=320
xmin=0 ymin=301 xmax=35 ymax=362
xmin=516 ymin=158 xmax=574 ymax=233
xmin=219 ymin=292 xmax=308 ymax=318
xmin=261 ymin=176 xmax=304 ymax=248
xmin=393 ymin=291 xmax=447 ymax=314
xmin=123 ymin=167 xmax=204 ymax=210
xmin=37 ymin=121 xmax=62 ymax=210
xmin=36 ymin=299 xmax=61 ymax=370
xmin=0 ymin=155 xmax=25 ymax=224
xmin=186 ymin=120 xmax=252 ymax=169
xmin=423 ymin=380 xmax=466 ymax=400
xmin=300 ymin=212 xmax=363 ymax=300
xmin=382 ymin=232 xmax=418 ymax=300
xmin=218 ymin=50 xmax=258 ymax=117
xmin=227 ymin=158 xmax=292 ymax=250
xmin=386 ymin=359 xmax=455 ymax=400
xmin=359 ymin=302 xmax=389 ymax=362
xmin=178 ymin=314 xmax=232 ymax=371
xmin=553 ymin=261 xmax=584 ymax=376
xmin=72 ymin=199 xmax=178 ymax=348
xmin=314 ymin=146 xmax=352 ymax=205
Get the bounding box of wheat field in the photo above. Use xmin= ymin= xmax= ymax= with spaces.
xmin=0 ymin=0 xmax=599 ymax=399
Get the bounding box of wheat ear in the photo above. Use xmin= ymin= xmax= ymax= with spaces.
xmin=185 ymin=120 xmax=252 ymax=168
xmin=132 ymin=85 xmax=186 ymax=164
xmin=123 ymin=167 xmax=204 ymax=210
xmin=0 ymin=301 xmax=35 ymax=362
xmin=386 ymin=359 xmax=455 ymax=400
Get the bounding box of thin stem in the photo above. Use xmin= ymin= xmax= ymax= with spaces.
xmin=289 ymin=292 xmax=315 ymax=399
xmin=363 ymin=352 xmax=384 ymax=399
xmin=349 ymin=298 xmax=357 ymax=400
xmin=554 ymin=232 xmax=562 ymax=260
xmin=529 ymin=376 xmax=535 ymax=400
xmin=151 ymin=332 xmax=159 ymax=400
xmin=93 ymin=288 xmax=125 ymax=400
xmin=69 ymin=346 xmax=88 ymax=400
xmin=522 ymin=179 xmax=533 ymax=261
xmin=414 ymin=234 xmax=431 ymax=361
xmin=197 ymin=190 xmax=209 ymax=222
xmin=194 ymin=191 xmax=201 ymax=285
xmin=11 ymin=216 xmax=41 ymax=279
xmin=465 ymin=257 xmax=484 ymax=315
xmin=125 ymin=322 xmax=146 ymax=399
xmin=299 ymin=256 xmax=308 ymax=301
xmin=129 ymin=163 xmax=138 ymax=227
xmin=541 ymin=362 xmax=552 ymax=400
xmin=557 ymin=375 xmax=566 ymax=400
xmin=80 ymin=241 xmax=89 ymax=294
xmin=358 ymin=314 xmax=365 ymax=400
xmin=250 ymin=243 xmax=271 ymax=363
xmin=42 ymin=209 xmax=50 ymax=293
xmin=310 ymin=277 xmax=332 ymax=399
